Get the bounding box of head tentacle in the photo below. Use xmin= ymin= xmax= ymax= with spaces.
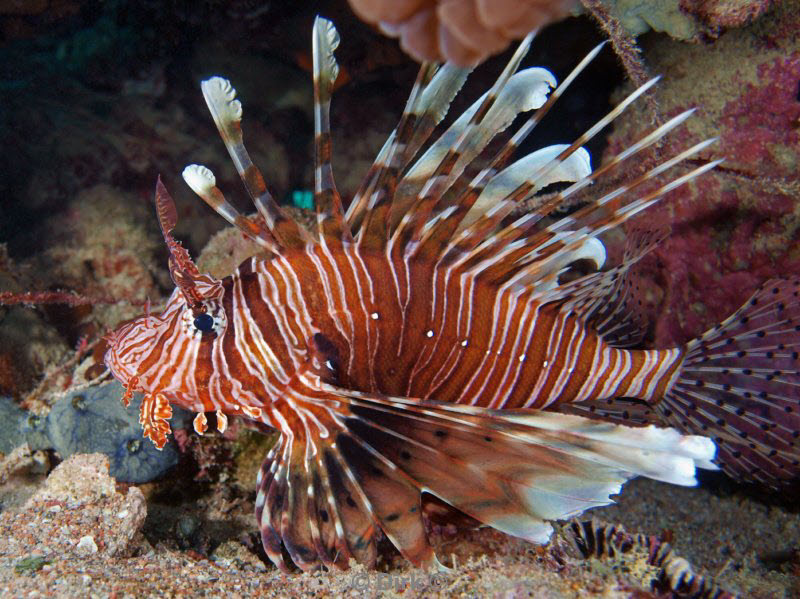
xmin=154 ymin=177 xmax=223 ymax=316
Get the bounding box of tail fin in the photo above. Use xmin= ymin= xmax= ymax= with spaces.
xmin=658 ymin=278 xmax=800 ymax=486
xmin=256 ymin=382 xmax=715 ymax=571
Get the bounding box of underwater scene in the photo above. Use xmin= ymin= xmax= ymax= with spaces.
xmin=0 ymin=0 xmax=798 ymax=596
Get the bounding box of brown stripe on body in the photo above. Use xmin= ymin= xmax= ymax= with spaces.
xmin=218 ymin=276 xmax=268 ymax=399
xmin=270 ymin=247 xmax=356 ymax=387
xmin=452 ymin=288 xmax=527 ymax=406
xmin=525 ymin=313 xmax=579 ymax=409
xmin=403 ymin=256 xmax=467 ymax=396
xmin=616 ymin=348 xmax=685 ymax=401
xmin=603 ymin=348 xmax=646 ymax=399
xmin=238 ymin=270 xmax=296 ymax=375
xmin=316 ymin=244 xmax=375 ymax=387
xmin=475 ymin=290 xmax=534 ymax=408
xmin=357 ymin=250 xmax=408 ymax=394
xmin=190 ymin=320 xmax=215 ymax=412
xmin=549 ymin=330 xmax=599 ymax=405
xmin=413 ymin=273 xmax=502 ymax=403
xmin=257 ymin=259 xmax=313 ymax=356
xmin=649 ymin=350 xmax=684 ymax=399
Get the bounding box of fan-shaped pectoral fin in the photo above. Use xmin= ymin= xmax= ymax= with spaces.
xmin=254 ymin=390 xmax=437 ymax=571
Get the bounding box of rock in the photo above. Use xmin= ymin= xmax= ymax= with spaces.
xmin=28 ymin=453 xmax=117 ymax=506
xmin=0 ymin=453 xmax=147 ymax=560
xmin=0 ymin=396 xmax=26 ymax=454
xmin=75 ymin=535 xmax=98 ymax=555
xmin=45 ymin=382 xmax=184 ymax=484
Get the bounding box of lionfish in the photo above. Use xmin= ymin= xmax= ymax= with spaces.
xmin=104 ymin=17 xmax=799 ymax=572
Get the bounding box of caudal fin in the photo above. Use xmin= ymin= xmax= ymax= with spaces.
xmin=658 ymin=278 xmax=800 ymax=486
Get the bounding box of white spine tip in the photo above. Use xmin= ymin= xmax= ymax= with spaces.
xmin=201 ymin=76 xmax=243 ymax=123
xmin=182 ymin=164 xmax=216 ymax=195
xmin=313 ymin=16 xmax=341 ymax=84
xmin=314 ymin=16 xmax=340 ymax=52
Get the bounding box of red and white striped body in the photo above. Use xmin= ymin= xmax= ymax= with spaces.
xmin=109 ymin=243 xmax=683 ymax=427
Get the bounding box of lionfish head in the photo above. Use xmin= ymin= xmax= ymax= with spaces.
xmin=104 ymin=178 xmax=225 ymax=406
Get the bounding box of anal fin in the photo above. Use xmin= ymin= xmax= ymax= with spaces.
xmin=551 ymin=396 xmax=663 ymax=427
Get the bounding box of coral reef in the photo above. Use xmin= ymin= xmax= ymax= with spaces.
xmin=680 ymin=0 xmax=774 ymax=30
xmin=27 ymin=184 xmax=163 ymax=335
xmin=602 ymin=0 xmax=800 ymax=348
xmin=0 ymin=307 xmax=69 ymax=398
xmin=601 ymin=0 xmax=703 ymax=38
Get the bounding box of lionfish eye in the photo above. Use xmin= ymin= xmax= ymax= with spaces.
xmin=193 ymin=313 xmax=214 ymax=332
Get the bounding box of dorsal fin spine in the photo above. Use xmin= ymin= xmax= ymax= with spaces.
xmin=391 ymin=32 xmax=537 ymax=251
xmin=412 ymin=43 xmax=607 ymax=263
xmin=505 ymin=157 xmax=722 ymax=292
xmin=200 ymin=76 xmax=311 ymax=248
xmin=312 ymin=17 xmax=351 ymax=244
xmin=356 ymin=62 xmax=439 ymax=250
xmin=347 ymin=62 xmax=469 ymax=233
xmin=459 ymin=109 xmax=702 ymax=265
xmin=447 ymin=94 xmax=703 ymax=280
xmin=182 ymin=164 xmax=280 ymax=253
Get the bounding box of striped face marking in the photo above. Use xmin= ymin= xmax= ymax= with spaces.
xmin=105 ymin=288 xmax=229 ymax=413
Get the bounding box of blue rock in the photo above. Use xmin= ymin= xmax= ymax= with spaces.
xmin=45 ymin=382 xmax=186 ymax=483
xmin=0 ymin=396 xmax=26 ymax=454
xmin=18 ymin=409 xmax=50 ymax=452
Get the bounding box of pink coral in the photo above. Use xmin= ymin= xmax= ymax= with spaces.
xmin=603 ymin=3 xmax=800 ymax=348
xmin=348 ymin=0 xmax=578 ymax=65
